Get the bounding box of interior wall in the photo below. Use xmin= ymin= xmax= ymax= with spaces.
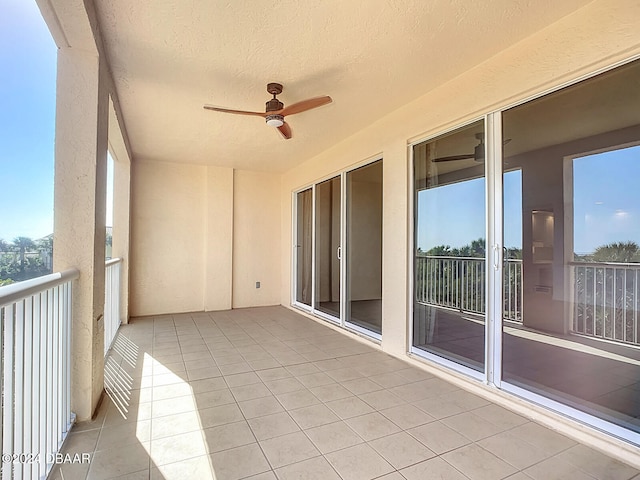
xmin=280 ymin=0 xmax=640 ymax=359
xmin=348 ymin=179 xmax=383 ymax=301
xmin=232 ymin=170 xmax=281 ymax=308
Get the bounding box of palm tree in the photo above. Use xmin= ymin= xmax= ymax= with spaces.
xmin=593 ymin=241 xmax=640 ymax=263
xmin=12 ymin=236 xmax=35 ymax=273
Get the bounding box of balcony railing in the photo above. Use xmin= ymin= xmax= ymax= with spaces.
xmin=104 ymin=258 xmax=122 ymax=357
xmin=572 ymin=262 xmax=640 ymax=345
xmin=415 ymin=255 xmax=523 ymax=323
xmin=0 ymin=269 xmax=78 ymax=480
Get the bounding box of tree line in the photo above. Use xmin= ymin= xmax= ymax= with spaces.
xmin=0 ymin=235 xmax=53 ymax=285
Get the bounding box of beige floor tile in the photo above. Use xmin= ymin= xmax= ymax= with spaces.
xmin=276 ymin=389 xmax=321 ymax=410
xmin=310 ymin=383 xmax=353 ymax=402
xmin=408 ymin=421 xmax=471 ymax=455
xmin=151 ymin=382 xmax=193 ymax=400
xmin=379 ymin=404 xmax=435 ymax=430
xmin=524 ymin=455 xmax=595 ymax=480
xmin=400 ymin=457 xmax=468 ymax=480
xmin=189 ymin=376 xmax=228 ymax=393
xmin=326 ymin=367 xmax=364 ymax=382
xmin=87 ymin=441 xmax=150 ymax=480
xmin=202 ymin=421 xmax=256 ymax=452
xmin=441 ymin=411 xmax=507 ymax=441
xmin=289 ymin=403 xmax=340 ymax=429
xmin=369 ymin=431 xmax=436 ymax=469
xmin=556 ymin=444 xmax=639 ymax=480
xmin=264 ymin=377 xmax=305 ymax=394
xmin=150 ymin=430 xmax=208 ymax=466
xmin=230 ymin=382 xmax=272 ymax=402
xmin=248 ymin=412 xmax=301 ymax=440
xmin=325 ymin=396 xmax=375 ymax=419
xmin=187 ymin=366 xmax=223 ymax=381
xmin=193 ymin=387 xmax=237 ymax=408
xmin=150 ymin=455 xmax=216 ymax=480
xmin=341 ymin=378 xmax=384 ymax=395
xmin=305 ymin=421 xmax=364 ymax=454
xmin=224 ymin=371 xmax=261 ymax=387
xmin=238 ymin=395 xmax=284 ymax=419
xmin=256 ymin=367 xmax=292 ymax=381
xmin=471 ymin=404 xmax=529 ymax=430
xmin=359 ymin=389 xmax=405 ymax=410
xmin=346 ymin=412 xmax=402 ymax=441
xmin=48 ymin=462 xmax=92 ymax=480
xmin=209 ymin=443 xmax=271 ymax=480
xmin=198 ymin=403 xmax=244 ymax=428
xmin=275 ymin=456 xmax=341 ymax=480
xmin=152 ymin=395 xmax=196 ymax=417
xmin=325 ymin=443 xmax=394 ymax=480
xmin=509 ymin=422 xmax=576 ymax=457
xmin=370 ymin=372 xmax=414 ymax=388
xmin=443 ymin=444 xmax=517 ymax=480
xmin=151 ymin=410 xmax=202 ymax=439
xmin=297 ymin=372 xmax=335 ymax=388
xmin=96 ymin=419 xmax=151 ymax=451
xmin=219 ymin=362 xmax=253 ymax=375
xmin=60 ymin=428 xmax=100 ymax=454
xmin=478 ymin=431 xmax=551 ymax=470
xmin=286 ymin=363 xmax=321 ymax=376
xmin=259 ymin=431 xmax=320 ymax=468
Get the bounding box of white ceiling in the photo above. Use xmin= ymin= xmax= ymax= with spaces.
xmin=93 ymin=0 xmax=591 ymax=172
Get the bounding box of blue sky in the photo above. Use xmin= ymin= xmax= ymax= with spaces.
xmin=0 ymin=0 xmax=57 ymax=241
xmin=0 ymin=1 xmax=114 ymax=243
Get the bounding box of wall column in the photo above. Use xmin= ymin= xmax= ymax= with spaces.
xmin=53 ymin=47 xmax=109 ymax=421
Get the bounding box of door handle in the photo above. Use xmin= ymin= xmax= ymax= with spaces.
xmin=337 ymin=246 xmax=342 ymax=260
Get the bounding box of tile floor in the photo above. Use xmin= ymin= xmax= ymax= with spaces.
xmin=49 ymin=306 xmax=640 ymax=480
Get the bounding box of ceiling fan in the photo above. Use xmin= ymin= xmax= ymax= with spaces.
xmin=203 ymin=83 xmax=332 ymax=139
xmin=433 ymin=133 xmax=511 ymax=163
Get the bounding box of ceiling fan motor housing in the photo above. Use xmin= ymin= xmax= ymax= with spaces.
xmin=265 ymin=98 xmax=284 ymax=112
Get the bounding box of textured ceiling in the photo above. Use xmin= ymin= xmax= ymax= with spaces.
xmin=94 ymin=0 xmax=591 ymax=172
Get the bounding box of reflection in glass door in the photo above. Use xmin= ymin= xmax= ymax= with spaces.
xmin=412 ymin=119 xmax=486 ymax=373
xmin=346 ymin=160 xmax=383 ymax=334
xmin=501 ymin=59 xmax=640 ymax=438
xmin=315 ymin=176 xmax=341 ymax=319
xmin=295 ymin=188 xmax=312 ymax=307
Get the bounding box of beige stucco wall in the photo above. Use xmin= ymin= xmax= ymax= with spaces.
xmin=130 ymin=164 xmax=281 ymax=315
xmin=130 ymin=160 xmax=207 ymax=315
xmin=280 ymin=0 xmax=640 ymax=361
xmin=232 ymin=170 xmax=282 ymax=308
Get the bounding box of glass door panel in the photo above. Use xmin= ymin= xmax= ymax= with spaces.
xmin=295 ymin=188 xmax=312 ymax=307
xmin=346 ymin=160 xmax=383 ymax=334
xmin=315 ymin=176 xmax=341 ymax=319
xmin=501 ymin=59 xmax=640 ymax=434
xmin=412 ymin=120 xmax=486 ymax=372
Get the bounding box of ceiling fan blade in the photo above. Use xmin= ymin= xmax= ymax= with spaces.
xmin=277 ymin=122 xmax=292 ymax=139
xmin=203 ymin=105 xmax=266 ymax=117
xmin=432 ymin=154 xmax=474 ymax=163
xmin=279 ymin=96 xmax=332 ymax=116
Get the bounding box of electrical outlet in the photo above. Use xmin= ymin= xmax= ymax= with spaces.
xmin=256 ymin=281 xmax=261 ymax=289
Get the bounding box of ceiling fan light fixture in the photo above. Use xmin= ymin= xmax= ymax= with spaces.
xmin=266 ymin=114 xmax=284 ymax=127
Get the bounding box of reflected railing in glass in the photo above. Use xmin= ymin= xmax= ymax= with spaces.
xmin=415 ymin=255 xmax=523 ymax=323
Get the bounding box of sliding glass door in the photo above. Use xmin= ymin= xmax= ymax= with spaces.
xmin=412 ymin=120 xmax=486 ymax=373
xmin=315 ymin=176 xmax=342 ymax=320
xmin=411 ymin=58 xmax=640 ymax=443
xmin=294 ymin=160 xmax=383 ymax=337
xmin=346 ymin=160 xmax=383 ymax=334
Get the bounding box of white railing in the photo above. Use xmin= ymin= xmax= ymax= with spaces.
xmin=104 ymin=258 xmax=122 ymax=357
xmin=0 ymin=269 xmax=78 ymax=480
xmin=415 ymin=255 xmax=523 ymax=322
xmin=572 ymin=262 xmax=640 ymax=345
